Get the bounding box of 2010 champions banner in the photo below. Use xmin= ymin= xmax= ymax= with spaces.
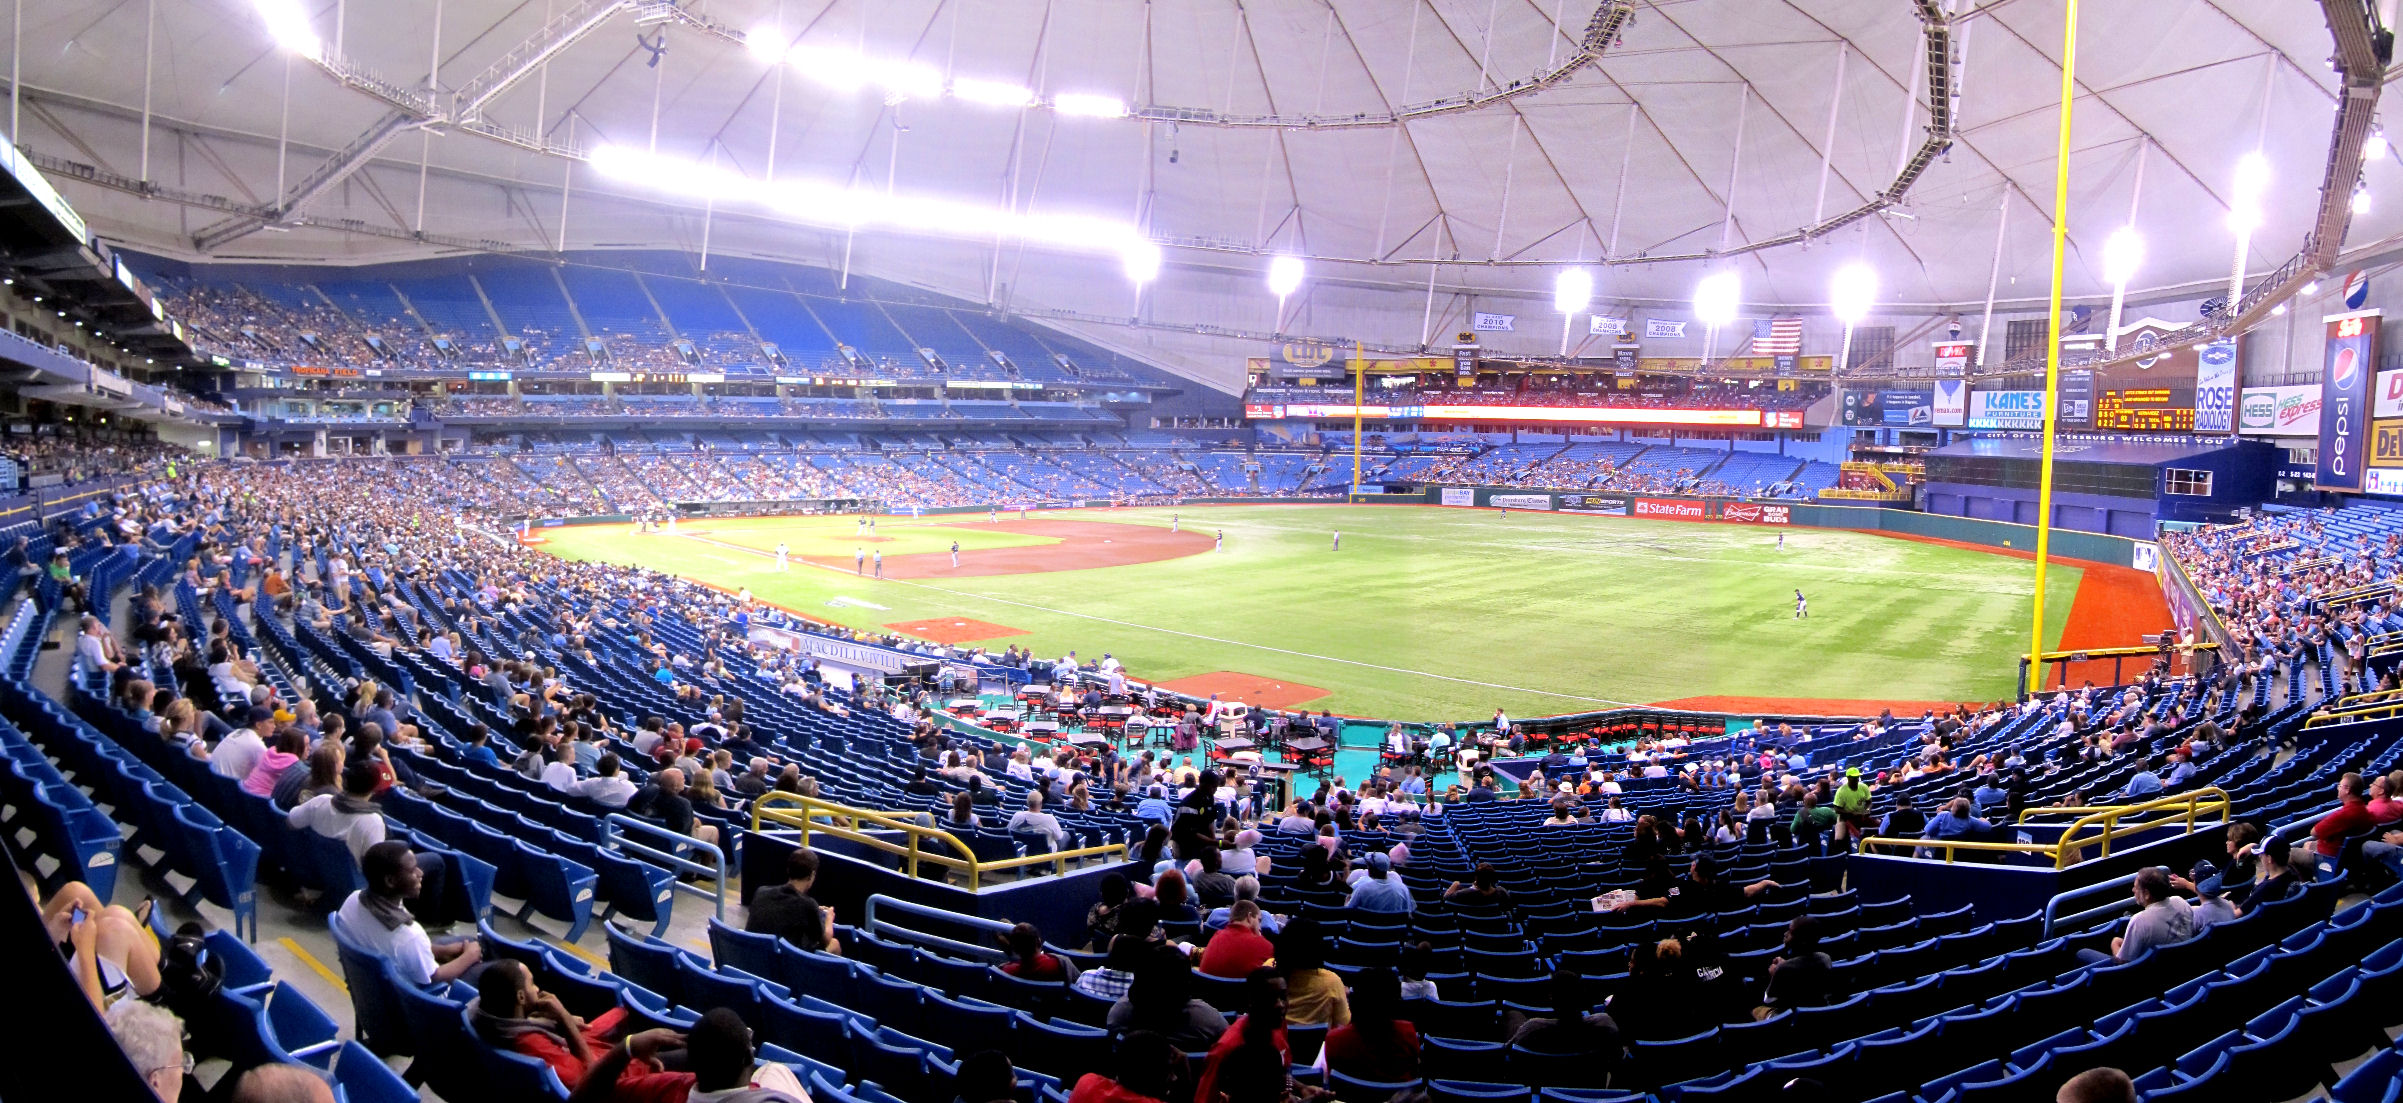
xmin=2317 ymin=310 xmax=2381 ymax=491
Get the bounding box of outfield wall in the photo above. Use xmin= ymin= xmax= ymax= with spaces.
xmin=1397 ymin=485 xmax=2154 ymax=569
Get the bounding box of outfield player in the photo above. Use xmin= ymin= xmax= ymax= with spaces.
xmin=989 ymin=506 xmax=998 ymax=523
xmin=1172 ymin=513 xmax=1180 ymax=533
xmin=1776 ymin=532 xmax=1785 ymax=551
xmin=1215 ymin=529 xmax=1225 ymax=552
xmin=1794 ymin=589 xmax=1808 ymax=619
xmin=950 ymin=540 xmax=960 ymax=568
xmin=775 ymin=542 xmax=789 ymax=571
xmin=1332 ymin=530 xmax=1341 ymax=551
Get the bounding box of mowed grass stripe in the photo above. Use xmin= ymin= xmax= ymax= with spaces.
xmin=536 ymin=505 xmax=2077 ymax=719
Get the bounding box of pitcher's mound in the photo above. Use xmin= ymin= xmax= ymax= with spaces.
xmin=1157 ymin=672 xmax=1330 ymax=710
xmin=886 ymin=618 xmax=1028 ymax=645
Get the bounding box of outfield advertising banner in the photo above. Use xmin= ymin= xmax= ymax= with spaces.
xmin=2194 ymin=340 xmax=2238 ymax=433
xmin=1634 ymin=498 xmax=1708 ymax=520
xmin=1555 ymin=494 xmax=1628 ymax=515
xmin=2055 ymin=368 xmax=2096 ymax=429
xmin=2317 ymin=310 xmax=2380 ymax=491
xmin=1490 ymin=494 xmax=1554 ymax=510
xmin=1932 ymin=379 xmax=1968 ymax=428
xmin=1720 ymin=502 xmax=1792 ymax=524
xmin=2372 ymin=420 xmax=2403 ymax=467
xmin=1439 ymin=487 xmax=1476 ymax=507
xmin=2369 ymin=468 xmax=2403 ymax=497
xmin=2238 ymin=385 xmax=2321 ymax=437
xmin=1967 ymin=390 xmax=2047 ymax=430
xmin=1842 ymin=389 xmax=1934 ymax=427
xmin=2377 ymin=369 xmax=2403 ymax=419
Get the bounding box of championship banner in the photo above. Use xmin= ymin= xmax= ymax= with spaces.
xmin=2318 ymin=310 xmax=2380 ymax=491
xmin=2193 ymin=340 xmax=2238 ymax=433
xmin=1932 ymin=379 xmax=1968 ymax=428
xmin=2238 ymin=385 xmax=2321 ymax=437
xmin=1645 ymin=319 xmax=1688 ymax=339
xmin=1934 ymin=342 xmax=1973 ymax=376
xmin=1589 ymin=316 xmax=1629 ymax=336
xmin=1473 ymin=312 xmax=1517 ymax=332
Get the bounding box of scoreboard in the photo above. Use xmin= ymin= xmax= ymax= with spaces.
xmin=2092 ymin=386 xmax=2196 ymax=431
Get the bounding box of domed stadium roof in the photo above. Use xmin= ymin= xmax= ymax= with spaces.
xmin=8 ymin=0 xmax=2385 ymax=386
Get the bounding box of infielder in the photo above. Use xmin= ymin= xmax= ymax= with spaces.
xmin=775 ymin=542 xmax=789 ymax=571
xmin=854 ymin=547 xmax=865 ymax=575
xmin=950 ymin=540 xmax=960 ymax=568
xmin=873 ymin=549 xmax=884 ymax=578
xmin=1215 ymin=529 xmax=1225 ymax=552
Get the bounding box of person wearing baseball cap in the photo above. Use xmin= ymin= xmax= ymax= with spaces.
xmin=1347 ymin=851 xmax=1413 ymax=914
xmin=1831 ymin=766 xmax=1875 ymax=848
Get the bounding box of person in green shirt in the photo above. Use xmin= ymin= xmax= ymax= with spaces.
xmin=1791 ymin=787 xmax=1839 ymax=850
xmin=1829 ymin=767 xmax=1875 ymax=849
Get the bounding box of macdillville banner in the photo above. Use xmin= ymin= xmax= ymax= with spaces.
xmin=2238 ymin=385 xmax=2322 ymax=437
xmin=2317 ymin=310 xmax=2381 ymax=492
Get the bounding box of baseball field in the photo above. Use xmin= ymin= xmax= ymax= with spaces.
xmin=531 ymin=504 xmax=2163 ymax=721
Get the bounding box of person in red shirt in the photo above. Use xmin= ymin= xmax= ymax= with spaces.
xmin=469 ymin=960 xmax=686 ymax=1095
xmin=2311 ymin=772 xmax=2380 ymax=858
xmin=2366 ymin=771 xmax=2403 ymax=823
xmin=1321 ymin=967 xmax=1420 ymax=1081
xmin=566 ymin=1006 xmax=807 ymax=1103
xmin=1000 ymin=922 xmax=1076 ymax=983
xmin=1198 ymin=902 xmax=1276 ymax=979
xmin=1193 ymin=971 xmax=1303 ymax=1103
xmin=1069 ymin=1030 xmax=1182 ymax=1103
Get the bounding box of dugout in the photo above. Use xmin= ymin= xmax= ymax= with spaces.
xmin=1920 ymin=435 xmax=2278 ymax=536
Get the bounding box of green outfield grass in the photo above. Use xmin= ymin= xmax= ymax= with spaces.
xmin=535 ymin=505 xmax=2080 ymax=721
xmin=683 ymin=515 xmax=1057 ymax=557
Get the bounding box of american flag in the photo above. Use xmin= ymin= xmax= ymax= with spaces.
xmin=1746 ymin=315 xmax=1803 ymax=356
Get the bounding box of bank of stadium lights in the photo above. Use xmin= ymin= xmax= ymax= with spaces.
xmin=1692 ymin=271 xmax=1739 ymax=358
xmin=1552 ymin=269 xmax=1593 ymax=355
xmin=1122 ymin=242 xmax=1162 ymax=286
xmin=2226 ymin=152 xmax=2271 ymax=317
xmin=586 ymin=143 xmax=1157 ymax=277
xmin=2369 ymin=130 xmax=2390 ymax=160
xmin=750 ymin=34 xmax=1127 ymax=117
xmin=251 ymin=0 xmax=321 ymax=56
xmin=2102 ymin=227 xmax=2144 ymax=351
xmin=1829 ymin=264 xmax=1876 ymax=372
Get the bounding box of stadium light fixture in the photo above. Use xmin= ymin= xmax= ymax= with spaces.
xmin=2369 ymin=130 xmax=2391 ymax=160
xmin=952 ymin=77 xmax=1035 ymax=108
xmin=786 ymin=44 xmax=941 ymax=100
xmin=1122 ymin=241 xmax=1162 ymax=286
xmin=1829 ymin=264 xmax=1876 ymax=373
xmin=1693 ymin=271 xmax=1739 ymax=362
xmin=1267 ymin=255 xmax=1305 ymax=299
xmin=746 ymin=27 xmax=791 ymax=64
xmin=1553 ymin=268 xmax=1594 ymax=355
xmin=1052 ymin=93 xmax=1130 ymax=118
xmin=588 ymin=143 xmax=1148 ymax=264
xmin=2226 ymin=152 xmax=2271 ymax=317
xmin=2304 ymin=280 xmax=2320 ymax=296
xmin=252 ymin=0 xmax=322 ymax=57
xmin=2102 ymin=227 xmax=2144 ymax=351
xmin=2354 ymin=184 xmax=2373 ymax=215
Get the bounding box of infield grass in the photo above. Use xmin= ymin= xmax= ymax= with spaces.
xmin=535 ymin=505 xmax=2080 ymax=721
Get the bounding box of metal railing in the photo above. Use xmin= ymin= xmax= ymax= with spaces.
xmin=749 ymin=792 xmax=1128 ymax=891
xmin=2017 ymin=641 xmax=2217 ymax=693
xmin=600 ymin=813 xmax=726 ymax=921
xmin=1859 ymin=788 xmax=2230 ymax=870
xmin=2043 ymin=866 xmax=2161 ymax=937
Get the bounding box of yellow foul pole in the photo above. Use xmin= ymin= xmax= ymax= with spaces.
xmin=2027 ymin=0 xmax=2079 ymax=696
xmin=1352 ymin=340 xmax=1366 ymax=494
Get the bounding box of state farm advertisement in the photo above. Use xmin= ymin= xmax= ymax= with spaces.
xmin=1719 ymin=502 xmax=1792 ymax=524
xmin=1634 ymin=498 xmax=1707 ymax=520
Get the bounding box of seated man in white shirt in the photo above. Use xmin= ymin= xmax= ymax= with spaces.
xmin=1005 ymin=790 xmax=1067 ymax=850
xmin=540 ymin=739 xmax=582 ymax=794
xmin=333 ymin=841 xmax=481 ymax=988
xmin=210 ymin=707 xmax=276 ymax=781
xmin=575 ymin=752 xmax=639 ymax=808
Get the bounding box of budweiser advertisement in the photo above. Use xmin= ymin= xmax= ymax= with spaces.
xmin=1719 ymin=503 xmax=1792 ymax=524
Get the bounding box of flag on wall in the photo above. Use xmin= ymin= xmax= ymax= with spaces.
xmin=1746 ymin=315 xmax=1803 ymax=355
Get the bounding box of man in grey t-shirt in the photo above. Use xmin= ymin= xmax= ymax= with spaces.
xmin=2080 ymin=866 xmax=2194 ymax=965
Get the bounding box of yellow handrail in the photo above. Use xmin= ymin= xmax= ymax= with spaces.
xmin=749 ymin=792 xmax=1129 ymax=890
xmin=1859 ymin=787 xmax=2228 ymax=871
xmin=2306 ymin=698 xmax=2403 ymax=727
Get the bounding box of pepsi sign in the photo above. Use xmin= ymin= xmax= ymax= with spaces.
xmin=2318 ymin=310 xmax=2382 ymax=492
